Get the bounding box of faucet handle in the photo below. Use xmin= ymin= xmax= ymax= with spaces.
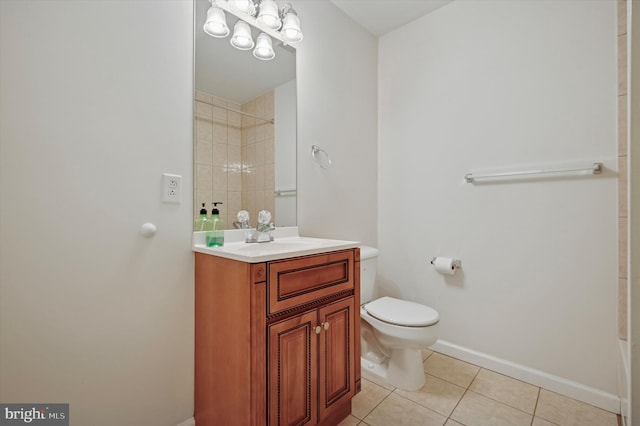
xmin=257 ymin=210 xmax=272 ymax=225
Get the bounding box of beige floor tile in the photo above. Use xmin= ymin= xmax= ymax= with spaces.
xmin=424 ymin=353 xmax=480 ymax=388
xmin=451 ymin=391 xmax=533 ymax=426
xmin=444 ymin=420 xmax=464 ymax=426
xmin=338 ymin=415 xmax=361 ymax=426
xmin=422 ymin=349 xmax=434 ymax=360
xmin=469 ymin=369 xmax=539 ymax=414
xmin=351 ymin=378 xmax=393 ymax=420
xmin=362 ymin=369 xmax=396 ymax=391
xmin=395 ymin=374 xmax=466 ymax=416
xmin=532 ymin=417 xmax=559 ymax=426
xmin=364 ymin=393 xmax=447 ymax=426
xmin=535 ymin=389 xmax=618 ymax=426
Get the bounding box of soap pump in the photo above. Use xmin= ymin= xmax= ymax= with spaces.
xmin=194 ymin=203 xmax=211 ymax=232
xmin=206 ymin=202 xmax=225 ymax=247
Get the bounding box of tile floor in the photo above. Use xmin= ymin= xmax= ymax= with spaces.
xmin=340 ymin=350 xmax=619 ymax=426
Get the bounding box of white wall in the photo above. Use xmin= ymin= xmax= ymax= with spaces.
xmin=295 ymin=1 xmax=378 ymax=246
xmin=0 ymin=1 xmax=194 ymax=425
xmin=378 ymin=0 xmax=618 ymax=408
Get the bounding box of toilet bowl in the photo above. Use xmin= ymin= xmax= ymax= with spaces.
xmin=359 ymin=247 xmax=440 ymax=391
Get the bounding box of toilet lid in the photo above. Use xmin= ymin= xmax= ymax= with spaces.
xmin=364 ymin=296 xmax=439 ymax=327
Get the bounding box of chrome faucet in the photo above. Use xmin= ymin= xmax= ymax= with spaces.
xmin=237 ymin=210 xmax=275 ymax=243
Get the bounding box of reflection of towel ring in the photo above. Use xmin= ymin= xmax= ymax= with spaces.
xmin=311 ymin=145 xmax=332 ymax=169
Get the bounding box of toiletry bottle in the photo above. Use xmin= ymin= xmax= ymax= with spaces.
xmin=206 ymin=202 xmax=225 ymax=247
xmin=194 ymin=203 xmax=210 ymax=231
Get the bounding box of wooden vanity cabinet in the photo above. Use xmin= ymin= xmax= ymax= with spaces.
xmin=195 ymin=248 xmax=361 ymax=426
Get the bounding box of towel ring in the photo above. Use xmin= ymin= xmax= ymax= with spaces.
xmin=311 ymin=145 xmax=332 ymax=169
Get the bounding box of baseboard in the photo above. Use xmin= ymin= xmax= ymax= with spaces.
xmin=430 ymin=340 xmax=620 ymax=414
xmin=176 ymin=418 xmax=195 ymax=426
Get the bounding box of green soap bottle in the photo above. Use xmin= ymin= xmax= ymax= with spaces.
xmin=194 ymin=203 xmax=210 ymax=231
xmin=206 ymin=202 xmax=225 ymax=247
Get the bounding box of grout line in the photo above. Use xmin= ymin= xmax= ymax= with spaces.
xmin=530 ymin=387 xmax=541 ymax=426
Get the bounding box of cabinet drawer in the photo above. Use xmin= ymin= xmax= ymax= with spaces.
xmin=268 ymin=250 xmax=354 ymax=315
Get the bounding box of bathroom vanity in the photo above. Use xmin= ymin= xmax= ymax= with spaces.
xmin=193 ymin=231 xmax=361 ymax=426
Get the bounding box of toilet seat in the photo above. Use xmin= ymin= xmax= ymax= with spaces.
xmin=364 ymin=296 xmax=439 ymax=327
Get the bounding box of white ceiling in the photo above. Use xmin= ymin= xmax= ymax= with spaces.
xmin=328 ymin=0 xmax=453 ymax=36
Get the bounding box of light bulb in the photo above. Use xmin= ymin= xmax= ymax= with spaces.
xmin=230 ymin=20 xmax=255 ymax=50
xmin=280 ymin=9 xmax=302 ymax=43
xmin=256 ymin=0 xmax=281 ymax=30
xmin=203 ymin=6 xmax=229 ymax=38
xmin=253 ymin=33 xmax=275 ymax=60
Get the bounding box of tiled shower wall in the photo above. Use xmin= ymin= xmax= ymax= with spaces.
xmin=194 ymin=90 xmax=275 ymax=229
xmin=241 ymin=92 xmax=276 ymax=226
xmin=618 ymin=0 xmax=629 ymax=340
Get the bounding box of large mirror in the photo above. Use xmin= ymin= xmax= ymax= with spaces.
xmin=194 ymin=0 xmax=297 ymax=229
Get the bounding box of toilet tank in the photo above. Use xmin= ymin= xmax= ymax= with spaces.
xmin=359 ymin=246 xmax=379 ymax=304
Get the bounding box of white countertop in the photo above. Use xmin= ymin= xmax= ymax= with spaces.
xmin=192 ymin=227 xmax=359 ymax=263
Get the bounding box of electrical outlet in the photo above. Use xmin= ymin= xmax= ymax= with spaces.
xmin=162 ymin=173 xmax=182 ymax=203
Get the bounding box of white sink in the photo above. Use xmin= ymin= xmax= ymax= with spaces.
xmin=192 ymin=227 xmax=359 ymax=263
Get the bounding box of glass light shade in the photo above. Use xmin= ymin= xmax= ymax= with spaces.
xmin=256 ymin=0 xmax=281 ymax=30
xmin=203 ymin=6 xmax=230 ymax=38
xmin=230 ymin=20 xmax=255 ymax=50
xmin=280 ymin=12 xmax=303 ymax=43
xmin=229 ymin=0 xmax=255 ymax=15
xmin=253 ymin=33 xmax=275 ymax=60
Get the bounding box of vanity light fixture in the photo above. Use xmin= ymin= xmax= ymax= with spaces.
xmin=203 ymin=6 xmax=230 ymax=38
xmin=253 ymin=32 xmax=275 ymax=60
xmin=230 ymin=20 xmax=255 ymax=50
xmin=204 ymin=0 xmax=303 ymax=61
xmin=280 ymin=3 xmax=303 ymax=44
xmin=228 ymin=0 xmax=256 ymax=15
xmin=256 ymin=0 xmax=281 ymax=30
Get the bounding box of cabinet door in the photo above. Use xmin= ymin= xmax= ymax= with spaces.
xmin=318 ymin=297 xmax=356 ymax=421
xmin=269 ymin=311 xmax=318 ymax=426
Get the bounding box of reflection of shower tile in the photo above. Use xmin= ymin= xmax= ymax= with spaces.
xmin=255 ymin=140 xmax=265 ymax=166
xmin=228 ymin=145 xmax=241 ymax=168
xmin=213 ymin=166 xmax=228 ymax=192
xmin=246 ymin=168 xmax=256 ymax=191
xmin=264 ymin=164 xmax=275 ymax=190
xmin=265 ymin=122 xmax=274 ymax=141
xmin=212 ymin=143 xmax=227 ymax=167
xmin=212 ymin=103 xmax=227 ymax=123
xmin=213 ymin=123 xmax=227 ymax=144
xmin=228 ymin=127 xmax=241 ymax=146
xmin=228 ymin=191 xmax=242 ymax=220
xmin=254 ymin=166 xmax=265 ymax=191
xmin=265 ymin=138 xmax=274 ymax=164
xmin=255 ymin=122 xmax=265 ymax=142
xmin=195 ymin=91 xmax=212 ymax=103
xmin=246 ymin=144 xmax=256 ymax=169
xmin=195 ymin=101 xmax=212 ymax=119
xmin=264 ymin=192 xmax=275 ymax=217
xmin=196 ymin=164 xmax=213 ymax=194
xmin=228 ymin=168 xmax=241 ymax=191
xmin=196 ymin=119 xmax=212 ymax=142
xmin=245 ymin=123 xmax=256 ymax=144
xmin=196 ymin=139 xmax=213 ymax=166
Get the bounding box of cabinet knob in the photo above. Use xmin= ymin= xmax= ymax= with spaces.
xmin=323 ymin=322 xmax=330 ymax=331
xmin=314 ymin=326 xmax=322 ymax=335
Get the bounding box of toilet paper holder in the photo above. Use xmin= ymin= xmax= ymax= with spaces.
xmin=430 ymin=257 xmax=462 ymax=269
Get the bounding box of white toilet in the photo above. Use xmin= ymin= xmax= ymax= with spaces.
xmin=360 ymin=246 xmax=440 ymax=391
